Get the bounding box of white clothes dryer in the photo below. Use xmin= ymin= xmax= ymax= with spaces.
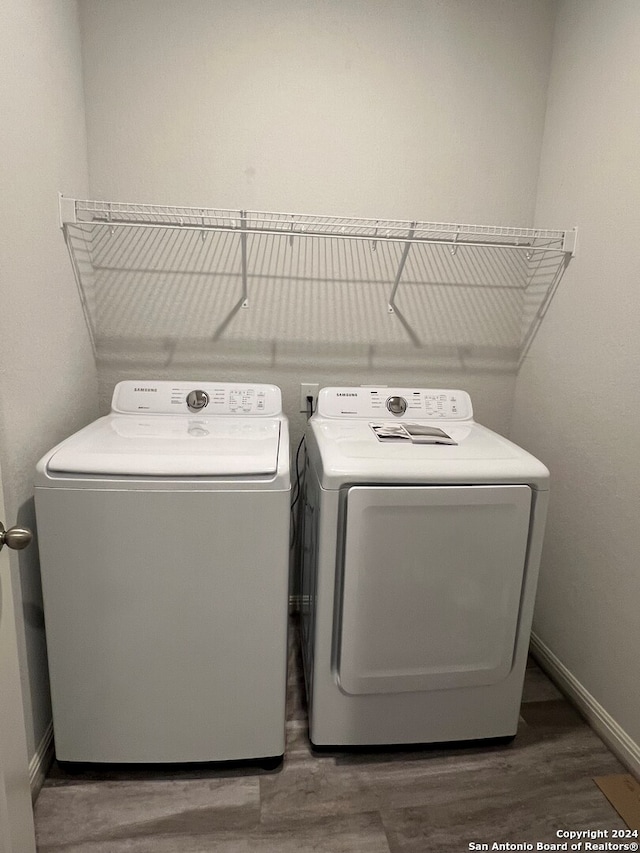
xmin=35 ymin=381 xmax=290 ymax=764
xmin=300 ymin=386 xmax=549 ymax=747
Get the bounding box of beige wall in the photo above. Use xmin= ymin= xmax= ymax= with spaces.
xmin=78 ymin=0 xmax=558 ymax=439
xmin=80 ymin=0 xmax=556 ymax=223
xmin=512 ymin=0 xmax=640 ymax=770
xmin=0 ymin=0 xmax=98 ymax=758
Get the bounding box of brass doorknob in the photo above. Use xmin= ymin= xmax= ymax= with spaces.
xmin=0 ymin=522 xmax=33 ymax=552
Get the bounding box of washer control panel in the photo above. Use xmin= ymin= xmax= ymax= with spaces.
xmin=317 ymin=387 xmax=473 ymax=420
xmin=112 ymin=381 xmax=283 ymax=416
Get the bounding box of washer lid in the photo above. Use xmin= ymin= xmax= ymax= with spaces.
xmin=47 ymin=415 xmax=282 ymax=477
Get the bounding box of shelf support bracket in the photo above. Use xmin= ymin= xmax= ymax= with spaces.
xmin=562 ymin=227 xmax=578 ymax=257
xmin=240 ymin=211 xmax=249 ymax=308
xmin=388 ymin=223 xmax=416 ymax=313
xmin=371 ymin=221 xmax=379 ymax=252
xmin=58 ymin=193 xmax=77 ymax=228
xmin=450 ymin=225 xmax=461 ymax=256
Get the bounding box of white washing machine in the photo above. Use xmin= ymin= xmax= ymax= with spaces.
xmin=300 ymin=386 xmax=549 ymax=747
xmin=35 ymin=380 xmax=290 ymax=764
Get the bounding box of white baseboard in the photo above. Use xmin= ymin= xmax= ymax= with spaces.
xmin=530 ymin=633 xmax=640 ymax=779
xmin=29 ymin=720 xmax=54 ymax=801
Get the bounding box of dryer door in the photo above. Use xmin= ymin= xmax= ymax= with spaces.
xmin=338 ymin=485 xmax=532 ymax=695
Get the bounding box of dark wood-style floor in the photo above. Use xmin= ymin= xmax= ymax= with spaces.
xmin=35 ymin=618 xmax=626 ymax=851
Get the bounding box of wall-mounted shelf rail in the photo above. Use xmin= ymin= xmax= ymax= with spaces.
xmin=59 ymin=195 xmax=576 ymax=366
xmin=60 ymin=197 xmax=576 ymax=252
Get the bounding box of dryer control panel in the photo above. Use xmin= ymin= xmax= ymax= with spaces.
xmin=111 ymin=381 xmax=283 ymax=416
xmin=317 ymin=387 xmax=473 ymax=420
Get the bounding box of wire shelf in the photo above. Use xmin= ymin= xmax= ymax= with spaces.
xmin=59 ymin=196 xmax=576 ymax=366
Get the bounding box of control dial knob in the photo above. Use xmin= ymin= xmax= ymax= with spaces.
xmin=386 ymin=395 xmax=407 ymax=416
xmin=186 ymin=389 xmax=209 ymax=412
